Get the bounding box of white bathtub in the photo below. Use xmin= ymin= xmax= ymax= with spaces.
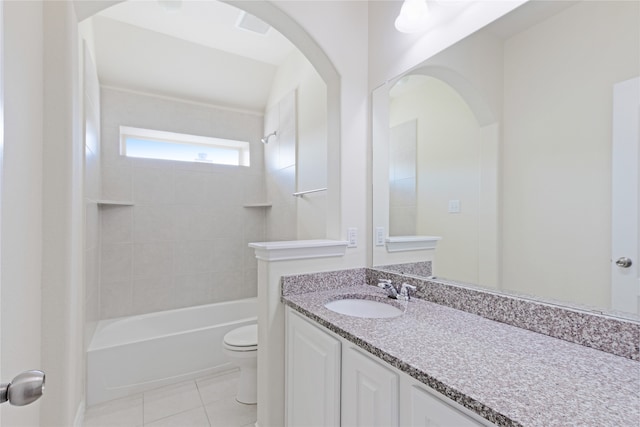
xmin=87 ymin=298 xmax=257 ymax=406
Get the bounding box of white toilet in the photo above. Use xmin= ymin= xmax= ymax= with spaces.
xmin=223 ymin=324 xmax=258 ymax=405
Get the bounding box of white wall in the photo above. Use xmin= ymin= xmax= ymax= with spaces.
xmin=369 ymin=1 xmax=522 ymax=270
xmin=501 ymin=0 xmax=640 ymax=307
xmin=264 ymin=90 xmax=298 ymax=241
xmin=390 ymin=76 xmax=482 ymax=284
xmin=266 ymin=49 xmax=328 ymax=240
xmin=92 ymin=15 xmax=277 ymax=112
xmin=388 ymin=119 xmax=417 ymax=236
xmin=367 ymin=0 xmax=526 ymax=91
xmin=41 ymin=1 xmax=86 ymax=424
xmin=278 ymin=0 xmax=367 ymax=249
xmin=82 ymin=41 xmax=101 ymax=371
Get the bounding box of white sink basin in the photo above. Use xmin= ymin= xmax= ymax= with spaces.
xmin=324 ymin=298 xmax=403 ymax=318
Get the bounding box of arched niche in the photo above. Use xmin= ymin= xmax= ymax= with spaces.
xmin=74 ymin=0 xmax=342 ymax=239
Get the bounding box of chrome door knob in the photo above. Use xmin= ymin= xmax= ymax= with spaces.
xmin=615 ymin=257 xmax=633 ymax=268
xmin=0 ymin=370 xmax=45 ymax=406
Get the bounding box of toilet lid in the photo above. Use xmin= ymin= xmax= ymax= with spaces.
xmin=224 ymin=324 xmax=257 ymax=348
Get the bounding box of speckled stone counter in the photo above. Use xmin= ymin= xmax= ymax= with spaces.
xmin=282 ymin=284 xmax=640 ymax=427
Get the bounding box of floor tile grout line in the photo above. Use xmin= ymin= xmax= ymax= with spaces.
xmin=86 ymin=373 xmax=250 ymax=427
xmin=195 ymin=377 xmax=213 ymax=427
xmin=143 ymin=379 xmax=203 ymax=426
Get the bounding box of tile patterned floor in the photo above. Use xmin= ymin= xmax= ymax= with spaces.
xmin=83 ymin=370 xmax=256 ymax=427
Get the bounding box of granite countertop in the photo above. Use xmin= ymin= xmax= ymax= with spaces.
xmin=282 ymin=285 xmax=640 ymax=427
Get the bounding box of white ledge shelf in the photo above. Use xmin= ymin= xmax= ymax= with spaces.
xmin=243 ymin=203 xmax=272 ymax=208
xmin=385 ymin=235 xmax=442 ymax=252
xmin=95 ymin=199 xmax=134 ymax=207
xmin=249 ymin=239 xmax=349 ymax=261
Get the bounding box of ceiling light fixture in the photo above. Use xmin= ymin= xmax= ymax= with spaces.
xmin=157 ymin=0 xmax=182 ymax=13
xmin=395 ymin=0 xmax=430 ymax=34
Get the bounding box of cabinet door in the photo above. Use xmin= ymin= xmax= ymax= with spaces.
xmin=342 ymin=346 xmax=399 ymax=427
xmin=286 ymin=309 xmax=341 ymax=427
xmin=408 ymin=385 xmax=486 ymax=427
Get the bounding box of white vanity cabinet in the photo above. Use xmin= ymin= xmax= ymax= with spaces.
xmin=342 ymin=345 xmax=399 ymax=426
xmin=285 ymin=307 xmax=493 ymax=427
xmin=285 ymin=309 xmax=341 ymax=427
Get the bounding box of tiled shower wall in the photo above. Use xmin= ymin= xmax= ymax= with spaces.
xmin=99 ymin=87 xmax=266 ymax=319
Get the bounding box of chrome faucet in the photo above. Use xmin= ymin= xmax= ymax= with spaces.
xmin=399 ymin=283 xmax=417 ymax=301
xmin=377 ymin=279 xmax=398 ymax=299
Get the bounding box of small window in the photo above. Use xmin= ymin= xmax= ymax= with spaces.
xmin=120 ymin=126 xmax=250 ymax=166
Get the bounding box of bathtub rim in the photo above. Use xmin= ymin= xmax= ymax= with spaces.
xmin=88 ymin=297 xmax=258 ymax=352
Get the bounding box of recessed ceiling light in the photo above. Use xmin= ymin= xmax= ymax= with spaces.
xmin=236 ymin=11 xmax=271 ymax=36
xmin=157 ymin=0 xmax=182 ymax=13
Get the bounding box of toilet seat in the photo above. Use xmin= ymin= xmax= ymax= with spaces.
xmin=223 ymin=324 xmax=257 ymax=351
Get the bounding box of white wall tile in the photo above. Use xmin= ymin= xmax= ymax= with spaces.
xmin=100 ymin=279 xmax=133 ymax=319
xmin=102 ymin=166 xmax=133 ymax=202
xmin=101 ymin=206 xmax=133 ymax=244
xmin=205 ymin=172 xmax=244 ymax=207
xmin=101 ymin=125 xmax=131 ymax=169
xmin=209 ymin=269 xmax=252 ymax=303
xmin=131 ymin=275 xmax=173 ymax=315
xmin=133 ymin=166 xmax=175 ymax=205
xmin=101 ymin=243 xmax=133 ymax=282
xmin=86 ymin=202 xmax=101 ymax=250
xmin=133 ymin=242 xmax=173 ymax=279
xmin=85 ymin=146 xmax=101 ymax=200
xmin=100 ymin=87 xmax=262 ymax=318
xmin=211 ymin=206 xmax=245 ymax=239
xmin=174 ymin=170 xmax=207 ymax=205
xmin=174 ymin=240 xmax=214 ymax=275
xmin=172 ymin=273 xmax=213 ymax=308
xmin=212 ymin=238 xmax=243 ymax=272
xmin=173 ymin=205 xmax=217 ymax=242
xmin=133 ymin=206 xmax=175 ymax=242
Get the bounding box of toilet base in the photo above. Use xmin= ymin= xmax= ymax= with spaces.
xmin=236 ymin=363 xmax=257 ymax=405
xmin=224 ymin=348 xmax=257 ymax=405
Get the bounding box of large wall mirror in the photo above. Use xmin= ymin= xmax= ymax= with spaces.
xmin=372 ymin=0 xmax=640 ymax=318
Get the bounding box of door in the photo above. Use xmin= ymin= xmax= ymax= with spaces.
xmin=612 ymin=77 xmax=640 ymax=315
xmin=1 ymin=1 xmax=46 ymax=424
xmin=342 ymin=345 xmax=399 ymax=427
xmin=286 ymin=309 xmax=341 ymax=427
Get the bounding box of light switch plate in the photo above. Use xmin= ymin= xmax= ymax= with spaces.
xmin=347 ymin=227 xmax=357 ymax=248
xmin=448 ymin=199 xmax=461 ymax=213
xmin=375 ymin=227 xmax=385 ymax=246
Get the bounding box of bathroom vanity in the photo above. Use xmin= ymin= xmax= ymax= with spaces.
xmin=286 ymin=307 xmax=490 ymax=426
xmin=281 ymin=270 xmax=640 ymax=427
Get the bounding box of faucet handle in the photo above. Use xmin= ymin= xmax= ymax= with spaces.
xmin=378 ymin=279 xmax=398 ymax=298
xmin=377 ymin=279 xmax=392 ymax=288
xmin=399 ymin=283 xmax=417 ymax=300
